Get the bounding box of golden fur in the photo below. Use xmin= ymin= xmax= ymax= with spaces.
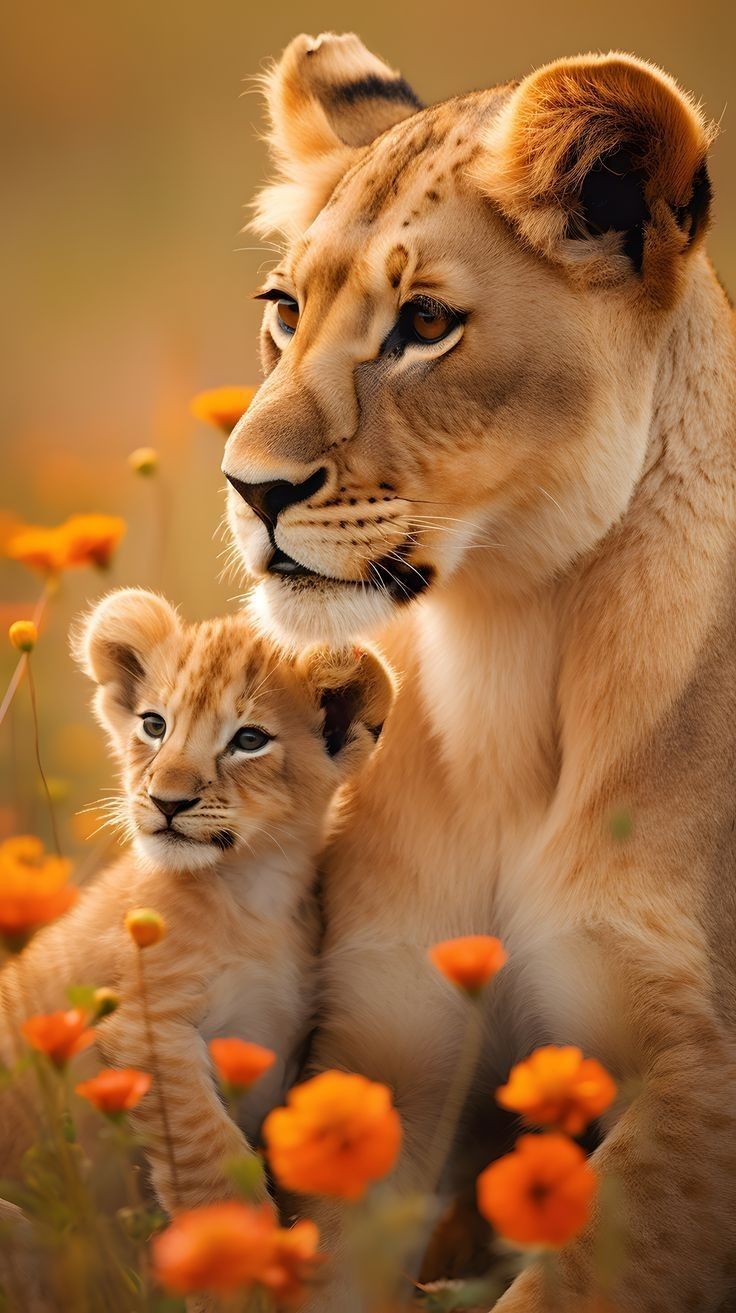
xmin=222 ymin=33 xmax=736 ymax=1313
xmin=0 ymin=590 xmax=393 ymax=1226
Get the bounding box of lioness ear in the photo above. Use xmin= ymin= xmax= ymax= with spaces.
xmin=253 ymin=32 xmax=421 ymax=238
xmin=72 ymin=589 xmax=181 ymax=712
xmin=297 ymin=644 xmax=396 ymax=768
xmin=477 ymin=54 xmax=714 ymax=301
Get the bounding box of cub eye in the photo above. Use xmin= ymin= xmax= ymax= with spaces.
xmin=276 ymin=297 xmax=299 ymax=336
xmin=140 ymin=712 xmax=166 ymax=740
xmin=230 ymin=726 xmax=272 ymax=754
xmin=406 ymin=298 xmax=459 ymax=344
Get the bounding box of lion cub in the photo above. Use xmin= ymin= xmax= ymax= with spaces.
xmin=0 ymin=588 xmax=393 ymax=1216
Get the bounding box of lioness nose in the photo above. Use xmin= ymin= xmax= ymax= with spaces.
xmin=225 ymin=467 xmax=327 ymax=529
xmin=150 ymin=795 xmax=201 ymax=819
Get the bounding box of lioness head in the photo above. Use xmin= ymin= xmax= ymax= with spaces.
xmin=223 ymin=34 xmax=713 ymax=646
xmin=73 ymin=588 xmax=393 ymax=872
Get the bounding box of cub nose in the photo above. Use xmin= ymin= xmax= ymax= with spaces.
xmin=150 ymin=795 xmax=201 ymax=820
xmin=225 ymin=467 xmax=327 ymax=529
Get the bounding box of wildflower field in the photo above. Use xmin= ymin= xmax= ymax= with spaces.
xmin=0 ymin=411 xmax=623 ymax=1310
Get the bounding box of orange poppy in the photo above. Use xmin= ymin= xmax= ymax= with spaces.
xmin=60 ymin=514 xmax=126 ymax=569
xmin=477 ymin=1133 xmax=597 ymax=1248
xmin=6 ymin=524 xmax=69 ymax=574
xmin=263 ymin=1070 xmax=402 ymax=1201
xmin=0 ymin=512 xmax=21 ymax=554
xmin=263 ymin=1219 xmax=321 ymax=1303
xmin=152 ymin=1201 xmax=277 ymax=1294
xmin=7 ymin=514 xmax=126 ymax=574
xmin=190 ymin=386 xmax=257 ymax=434
xmin=209 ymin=1038 xmax=276 ymax=1091
xmin=497 ymin=1045 xmax=617 ymax=1136
xmin=428 ymin=935 xmax=507 ymax=994
xmin=21 ymin=1008 xmax=95 ymax=1068
xmin=76 ymin=1068 xmax=151 ymax=1116
xmin=0 ymin=835 xmax=76 ymax=948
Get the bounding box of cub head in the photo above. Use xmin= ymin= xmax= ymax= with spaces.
xmin=223 ymin=34 xmax=714 ymax=646
xmin=72 ymin=588 xmax=394 ymax=873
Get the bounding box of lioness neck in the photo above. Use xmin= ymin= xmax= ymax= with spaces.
xmin=417 ymin=257 xmax=736 ymax=821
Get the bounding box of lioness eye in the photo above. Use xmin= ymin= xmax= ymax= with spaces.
xmin=388 ymin=297 xmax=463 ymax=352
xmin=230 ymin=726 xmax=272 ymax=753
xmin=140 ymin=712 xmax=166 ymax=740
xmin=410 ymin=303 xmax=455 ymax=342
xmin=276 ymin=297 xmax=299 ymax=335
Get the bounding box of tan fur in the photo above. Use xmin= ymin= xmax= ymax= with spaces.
xmin=253 ymin=32 xmax=421 ymax=240
xmin=222 ymin=32 xmax=736 ymax=1313
xmin=0 ymin=590 xmax=393 ymax=1227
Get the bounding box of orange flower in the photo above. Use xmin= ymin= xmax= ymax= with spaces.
xmin=21 ymin=1008 xmax=95 ymax=1067
xmin=497 ymin=1046 xmax=617 ymax=1136
xmin=8 ymin=620 xmax=37 ymax=653
xmin=190 ymin=386 xmax=257 ymax=434
xmin=0 ymin=512 xmax=21 ymax=554
xmin=428 ymin=935 xmax=507 ymax=994
xmin=152 ymin=1201 xmax=277 ymax=1294
xmin=263 ymin=1070 xmax=401 ymax=1201
xmin=125 ymin=907 xmax=166 ymax=947
xmin=477 ymin=1133 xmax=597 ymax=1248
xmin=263 ymin=1219 xmax=321 ymax=1303
xmin=76 ymin=1068 xmax=151 ymax=1116
xmin=0 ymin=836 xmax=76 ymax=948
xmin=209 ymin=1038 xmax=276 ymax=1091
xmin=60 ymin=514 xmax=126 ymax=569
xmin=6 ymin=524 xmax=69 ymax=574
xmin=6 ymin=514 xmax=126 ymax=574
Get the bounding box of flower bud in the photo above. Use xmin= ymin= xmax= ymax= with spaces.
xmin=9 ymin=620 xmax=38 ymax=653
xmin=125 ymin=907 xmax=166 ymax=948
xmin=92 ymin=987 xmax=120 ymax=1020
xmin=128 ymin=446 xmax=159 ymax=476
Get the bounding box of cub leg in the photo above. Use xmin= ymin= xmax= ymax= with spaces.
xmin=101 ymin=1015 xmax=264 ymax=1215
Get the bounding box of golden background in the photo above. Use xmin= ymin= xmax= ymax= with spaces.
xmin=1 ymin=0 xmax=732 ymax=854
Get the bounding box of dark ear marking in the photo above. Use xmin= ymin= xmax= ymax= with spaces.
xmin=573 ymin=149 xmax=711 ymax=272
xmin=576 ymin=148 xmax=649 ymax=272
xmin=330 ymin=75 xmax=422 ymax=111
xmin=106 ymin=642 xmax=145 ymax=710
xmin=674 ymin=160 xmax=712 ymax=246
xmin=320 ymin=682 xmax=362 ymax=757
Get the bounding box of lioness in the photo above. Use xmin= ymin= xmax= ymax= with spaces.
xmin=223 ymin=33 xmax=736 ymax=1312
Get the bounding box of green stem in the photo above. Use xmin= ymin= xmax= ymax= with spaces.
xmin=425 ymin=999 xmax=483 ymax=1194
xmin=393 ymin=1000 xmax=484 ymax=1311
xmin=26 ymin=658 xmax=62 ymax=858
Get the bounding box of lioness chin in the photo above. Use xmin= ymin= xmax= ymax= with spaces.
xmin=223 ymin=32 xmax=736 ymax=1313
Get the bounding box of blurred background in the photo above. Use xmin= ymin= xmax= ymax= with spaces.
xmin=1 ymin=0 xmax=733 ymax=859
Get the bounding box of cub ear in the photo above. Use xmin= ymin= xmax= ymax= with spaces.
xmin=297 ymin=644 xmax=396 ymax=769
xmin=477 ymin=53 xmax=714 ymax=301
xmin=71 ymin=589 xmax=181 ymax=711
xmin=253 ymin=31 xmax=421 ymax=238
